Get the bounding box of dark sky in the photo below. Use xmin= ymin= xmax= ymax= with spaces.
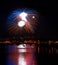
xmin=0 ymin=0 xmax=57 ymax=40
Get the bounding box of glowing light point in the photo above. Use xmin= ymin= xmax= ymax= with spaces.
xmin=19 ymin=12 xmax=27 ymax=21
xmin=32 ymin=16 xmax=35 ymax=19
xmin=18 ymin=21 xmax=25 ymax=27
xmin=20 ymin=12 xmax=27 ymax=17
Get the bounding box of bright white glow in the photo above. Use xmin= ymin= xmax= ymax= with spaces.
xmin=18 ymin=54 xmax=26 ymax=65
xmin=17 ymin=44 xmax=26 ymax=53
xmin=17 ymin=44 xmax=26 ymax=48
xmin=18 ymin=49 xmax=26 ymax=53
xmin=18 ymin=21 xmax=25 ymax=27
xmin=20 ymin=12 xmax=27 ymax=17
xmin=19 ymin=12 xmax=27 ymax=21
xmin=32 ymin=16 xmax=35 ymax=18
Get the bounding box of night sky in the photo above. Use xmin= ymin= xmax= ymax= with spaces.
xmin=0 ymin=0 xmax=57 ymax=40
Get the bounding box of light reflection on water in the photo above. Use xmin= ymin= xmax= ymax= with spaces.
xmin=6 ymin=44 xmax=37 ymax=65
xmin=17 ymin=44 xmax=26 ymax=53
xmin=18 ymin=54 xmax=26 ymax=65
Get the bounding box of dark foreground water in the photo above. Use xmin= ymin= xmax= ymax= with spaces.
xmin=0 ymin=44 xmax=57 ymax=65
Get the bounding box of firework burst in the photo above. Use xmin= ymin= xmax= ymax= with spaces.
xmin=7 ymin=9 xmax=39 ymax=36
